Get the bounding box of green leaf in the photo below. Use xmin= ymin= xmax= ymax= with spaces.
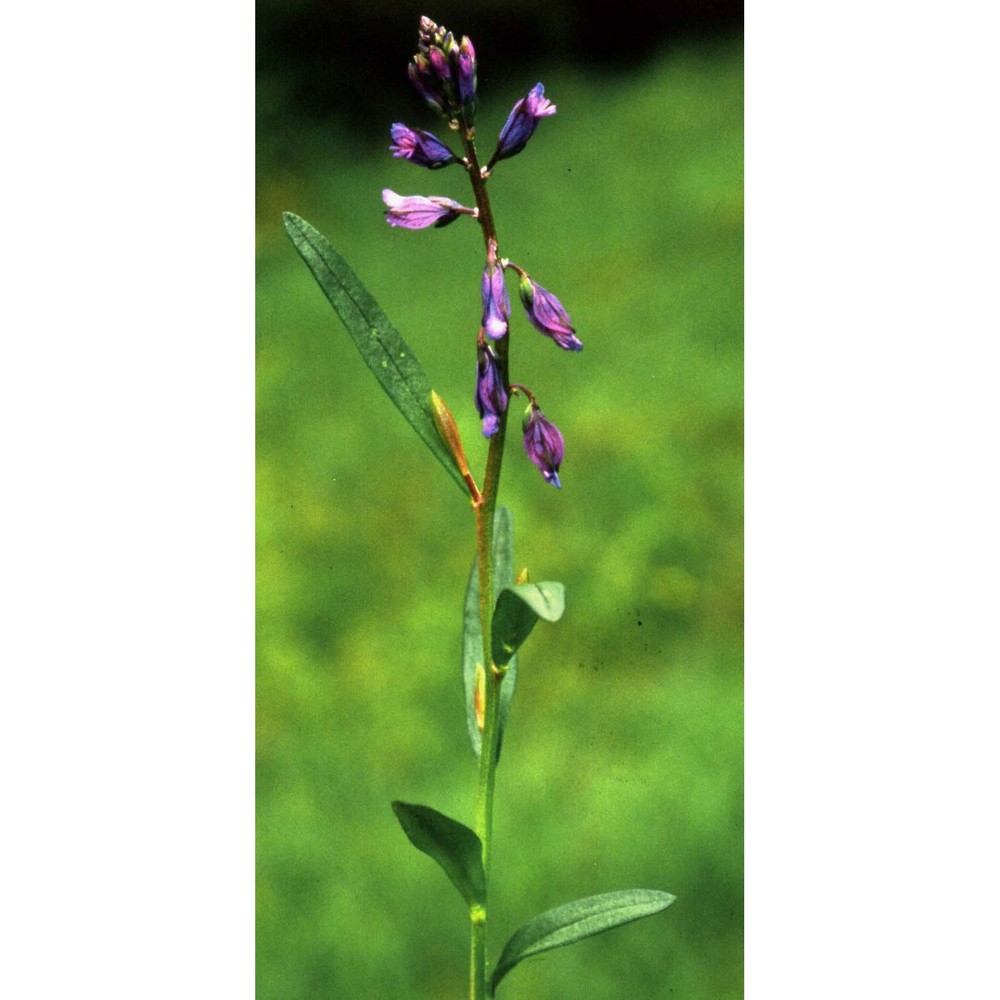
xmin=490 ymin=889 xmax=676 ymax=993
xmin=491 ymin=581 xmax=565 ymax=667
xmin=282 ymin=212 xmax=466 ymax=494
xmin=462 ymin=507 xmax=517 ymax=759
xmin=390 ymin=801 xmax=485 ymax=909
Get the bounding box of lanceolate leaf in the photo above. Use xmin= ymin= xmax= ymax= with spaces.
xmin=490 ymin=889 xmax=676 ymax=993
xmin=282 ymin=212 xmax=466 ymax=494
xmin=390 ymin=801 xmax=485 ymax=909
xmin=462 ymin=507 xmax=517 ymax=759
xmin=491 ymin=581 xmax=565 ymax=667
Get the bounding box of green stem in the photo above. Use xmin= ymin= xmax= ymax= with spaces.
xmin=463 ymin=126 xmax=509 ymax=1000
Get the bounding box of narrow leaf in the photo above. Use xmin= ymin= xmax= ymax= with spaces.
xmin=491 ymin=581 xmax=565 ymax=667
xmin=391 ymin=801 xmax=485 ymax=908
xmin=282 ymin=212 xmax=466 ymax=493
xmin=462 ymin=507 xmax=517 ymax=759
xmin=491 ymin=889 xmax=676 ymax=993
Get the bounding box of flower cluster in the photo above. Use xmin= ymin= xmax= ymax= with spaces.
xmin=408 ymin=16 xmax=477 ymax=127
xmin=383 ymin=17 xmax=580 ymax=488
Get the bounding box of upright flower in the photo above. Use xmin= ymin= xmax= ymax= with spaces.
xmin=389 ymin=124 xmax=459 ymax=169
xmin=517 ymin=272 xmax=583 ymax=351
xmin=522 ymin=402 xmax=565 ymax=488
xmin=475 ymin=331 xmax=508 ymax=438
xmin=481 ymin=250 xmax=510 ymax=340
xmin=489 ymin=83 xmax=557 ymax=168
xmin=382 ymin=189 xmax=475 ymax=229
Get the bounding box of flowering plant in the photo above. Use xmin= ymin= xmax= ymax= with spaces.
xmin=283 ymin=17 xmax=674 ymax=998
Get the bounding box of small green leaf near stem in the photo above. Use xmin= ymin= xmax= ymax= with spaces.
xmin=391 ymin=801 xmax=486 ymax=908
xmin=490 ymin=890 xmax=677 ymax=994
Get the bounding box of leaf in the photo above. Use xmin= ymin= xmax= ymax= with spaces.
xmin=390 ymin=801 xmax=485 ymax=909
xmin=282 ymin=212 xmax=466 ymax=494
xmin=462 ymin=507 xmax=517 ymax=759
xmin=491 ymin=581 xmax=565 ymax=667
xmin=490 ymin=889 xmax=676 ymax=993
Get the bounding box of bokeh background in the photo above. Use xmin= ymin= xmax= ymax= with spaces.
xmin=258 ymin=2 xmax=742 ymax=997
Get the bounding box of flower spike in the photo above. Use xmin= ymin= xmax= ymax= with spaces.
xmin=409 ymin=17 xmax=478 ymax=125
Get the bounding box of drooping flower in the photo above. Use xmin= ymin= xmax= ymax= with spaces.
xmin=475 ymin=331 xmax=508 ymax=438
xmin=489 ymin=83 xmax=557 ymax=168
xmin=408 ymin=17 xmax=477 ymax=125
xmin=389 ymin=123 xmax=458 ymax=169
xmin=481 ymin=259 xmax=510 ymax=340
xmin=517 ymin=273 xmax=583 ymax=351
xmin=382 ymin=189 xmax=474 ymax=229
xmin=522 ymin=402 xmax=565 ymax=488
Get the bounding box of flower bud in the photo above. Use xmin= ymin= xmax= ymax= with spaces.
xmin=389 ymin=123 xmax=458 ymax=169
xmin=522 ymin=402 xmax=565 ymax=488
xmin=475 ymin=331 xmax=508 ymax=438
xmin=517 ymin=273 xmax=583 ymax=351
xmin=382 ymin=189 xmax=474 ymax=229
xmin=489 ymin=83 xmax=557 ymax=168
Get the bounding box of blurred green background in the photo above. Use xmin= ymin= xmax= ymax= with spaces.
xmin=258 ymin=5 xmax=742 ymax=997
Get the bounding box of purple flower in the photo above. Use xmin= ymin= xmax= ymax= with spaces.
xmin=518 ymin=274 xmax=583 ymax=351
xmin=390 ymin=124 xmax=458 ymax=169
xmin=382 ymin=189 xmax=473 ymax=229
xmin=523 ymin=403 xmax=565 ymax=488
xmin=490 ymin=83 xmax=557 ymax=168
xmin=481 ymin=260 xmax=510 ymax=340
xmin=475 ymin=333 xmax=508 ymax=438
